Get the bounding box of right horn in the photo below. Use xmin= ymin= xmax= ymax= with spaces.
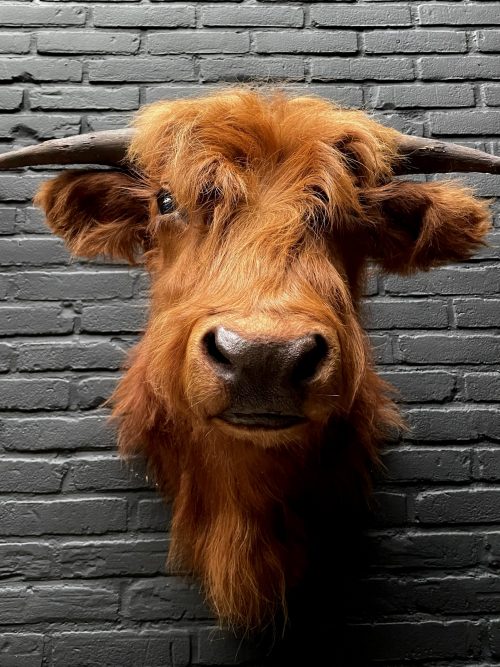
xmin=0 ymin=128 xmax=135 ymax=170
xmin=394 ymin=134 xmax=500 ymax=175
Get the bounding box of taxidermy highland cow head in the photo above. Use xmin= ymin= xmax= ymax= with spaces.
xmin=1 ymin=89 xmax=497 ymax=630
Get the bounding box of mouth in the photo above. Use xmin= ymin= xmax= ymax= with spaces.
xmin=215 ymin=411 xmax=307 ymax=431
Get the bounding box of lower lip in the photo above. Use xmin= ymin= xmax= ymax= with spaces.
xmin=216 ymin=414 xmax=306 ymax=431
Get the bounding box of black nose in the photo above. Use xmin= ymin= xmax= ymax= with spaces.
xmin=202 ymin=326 xmax=328 ymax=416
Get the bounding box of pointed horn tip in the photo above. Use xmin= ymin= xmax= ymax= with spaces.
xmin=0 ymin=128 xmax=135 ymax=170
xmin=395 ymin=134 xmax=500 ymax=175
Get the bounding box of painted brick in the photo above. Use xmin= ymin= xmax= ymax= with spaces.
xmin=364 ymin=29 xmax=467 ymax=54
xmin=430 ymin=110 xmax=500 ymax=135
xmin=81 ymin=303 xmax=147 ymax=333
xmin=407 ymin=406 xmax=500 ymax=440
xmin=18 ymin=341 xmax=125 ymax=371
xmin=254 ymin=31 xmax=357 ymax=54
xmin=0 ymin=343 xmax=13 ymax=372
xmin=0 ymin=88 xmax=23 ymax=111
xmin=363 ymin=298 xmax=448 ymax=329
xmin=0 ymin=33 xmax=30 ymax=54
xmin=0 ymin=304 xmax=73 ymax=335
xmin=0 ymin=458 xmax=65 ymax=493
xmin=419 ymin=4 xmax=500 ymax=26
xmin=359 ymin=573 xmax=500 ymax=616
xmin=89 ymin=58 xmax=195 ymax=83
xmin=476 ymin=448 xmax=500 ymax=480
xmin=0 ymin=634 xmax=43 ymax=667
xmin=455 ymin=298 xmax=500 ymax=328
xmin=465 ymin=372 xmax=500 ymax=401
xmin=368 ymin=530 xmax=480 ymax=570
xmin=132 ymin=498 xmax=171 ymax=532
xmin=195 ymin=627 xmax=261 ymax=666
xmin=0 ymin=272 xmax=9 ymax=299
xmin=122 ymin=577 xmax=210 ymax=620
xmin=385 ymin=266 xmax=500 ymax=295
xmin=477 ymin=30 xmax=500 ymax=53
xmin=483 ymin=532 xmax=500 ymax=571
xmin=21 ymin=207 xmax=50 ymax=234
xmin=58 ymin=537 xmax=168 ymax=578
xmin=491 ymin=620 xmax=500 ymax=658
xmin=372 ymin=491 xmax=408 ymax=526
xmin=144 ymin=84 xmax=215 ymax=103
xmin=0 ymin=237 xmax=68 ymax=265
xmin=457 ymin=172 xmax=500 ymax=197
xmin=398 ymin=334 xmax=500 ymax=365
xmin=30 ymin=86 xmax=140 ymax=111
xmin=381 ymin=370 xmax=456 ymax=402
xmin=14 ymin=270 xmax=135 ymax=300
xmin=201 ymin=6 xmax=304 ymax=28
xmin=0 ymin=6 xmax=86 ymax=27
xmin=93 ymin=6 xmax=195 ymax=28
xmin=0 ymin=415 xmax=116 ymax=452
xmin=0 ymin=542 xmax=53 ymax=579
xmin=485 ymin=84 xmax=500 ymax=106
xmin=312 ymin=57 xmax=414 ymax=81
xmin=51 ymin=630 xmax=190 ymax=667
xmin=0 ymin=175 xmax=48 ymax=202
xmin=416 ymin=489 xmax=500 ymax=524
xmin=0 ymin=498 xmax=127 ymax=536
xmin=86 ymin=114 xmax=134 ymax=131
xmin=374 ymin=111 xmax=425 ymax=135
xmin=354 ymin=620 xmax=482 ymax=662
xmin=381 ymin=447 xmax=470 ymax=482
xmin=369 ymin=334 xmax=394 ymax=364
xmin=0 ymin=115 xmax=81 ymax=140
xmin=37 ymin=31 xmax=140 ymax=55
xmin=68 ymin=454 xmax=145 ymax=491
xmin=369 ymin=83 xmax=474 ymax=109
xmin=311 ymin=4 xmax=412 ymax=27
xmin=0 ymin=207 xmax=16 ymax=235
xmin=0 ymin=378 xmax=70 ymax=410
xmin=0 ymin=583 xmax=118 ymax=623
xmin=0 ymin=58 xmax=82 ymax=82
xmin=420 ymin=56 xmax=500 ymax=80
xmin=200 ymin=57 xmax=305 ymax=83
xmin=148 ymin=31 xmax=249 ymax=54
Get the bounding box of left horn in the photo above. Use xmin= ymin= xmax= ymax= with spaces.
xmin=394 ymin=134 xmax=500 ymax=175
xmin=0 ymin=128 xmax=135 ymax=170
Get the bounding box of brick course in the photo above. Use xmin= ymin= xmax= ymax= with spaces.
xmin=0 ymin=1 xmax=498 ymax=665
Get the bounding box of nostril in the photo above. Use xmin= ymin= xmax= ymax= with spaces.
xmin=202 ymin=330 xmax=231 ymax=366
xmin=292 ymin=333 xmax=329 ymax=383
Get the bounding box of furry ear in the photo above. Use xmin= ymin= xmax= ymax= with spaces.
xmin=35 ymin=170 xmax=149 ymax=263
xmin=362 ymin=180 xmax=492 ymax=273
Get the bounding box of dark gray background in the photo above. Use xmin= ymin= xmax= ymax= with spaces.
xmin=0 ymin=1 xmax=499 ymax=665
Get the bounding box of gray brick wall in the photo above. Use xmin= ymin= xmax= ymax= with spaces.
xmin=0 ymin=2 xmax=498 ymax=665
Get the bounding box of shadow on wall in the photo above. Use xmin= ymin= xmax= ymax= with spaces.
xmin=199 ymin=500 xmax=373 ymax=666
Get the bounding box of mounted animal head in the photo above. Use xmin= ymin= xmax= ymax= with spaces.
xmin=1 ymin=88 xmax=496 ymax=630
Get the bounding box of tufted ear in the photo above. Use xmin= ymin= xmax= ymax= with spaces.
xmin=35 ymin=170 xmax=149 ymax=264
xmin=362 ymin=180 xmax=492 ymax=274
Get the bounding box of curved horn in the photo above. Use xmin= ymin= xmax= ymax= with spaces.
xmin=0 ymin=128 xmax=135 ymax=170
xmin=0 ymin=126 xmax=499 ymax=175
xmin=394 ymin=134 xmax=500 ymax=175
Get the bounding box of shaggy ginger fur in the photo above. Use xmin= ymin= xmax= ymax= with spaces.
xmin=35 ymin=89 xmax=492 ymax=630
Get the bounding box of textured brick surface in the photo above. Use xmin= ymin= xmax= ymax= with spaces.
xmin=0 ymin=2 xmax=498 ymax=666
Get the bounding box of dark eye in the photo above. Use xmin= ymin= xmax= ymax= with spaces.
xmin=156 ymin=190 xmax=176 ymax=215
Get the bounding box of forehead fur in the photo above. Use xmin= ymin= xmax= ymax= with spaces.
xmin=127 ymin=88 xmax=398 ymax=211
